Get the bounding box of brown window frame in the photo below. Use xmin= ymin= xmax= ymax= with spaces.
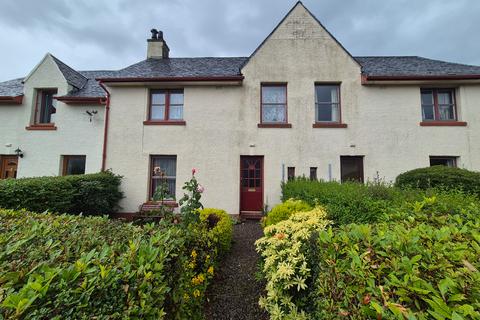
xmin=421 ymin=88 xmax=458 ymax=122
xmin=147 ymin=89 xmax=184 ymax=123
xmin=34 ymin=89 xmax=58 ymax=125
xmin=62 ymin=155 xmax=86 ymax=176
xmin=259 ymin=83 xmax=290 ymax=127
xmin=149 ymin=155 xmax=177 ymax=200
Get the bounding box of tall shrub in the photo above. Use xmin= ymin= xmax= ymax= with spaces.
xmin=0 ymin=171 xmax=123 ymax=215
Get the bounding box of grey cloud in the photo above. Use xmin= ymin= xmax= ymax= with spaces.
xmin=0 ymin=0 xmax=479 ymax=81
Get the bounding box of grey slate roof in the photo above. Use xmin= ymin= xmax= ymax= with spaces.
xmin=0 ymin=78 xmax=23 ymax=96
xmin=104 ymin=57 xmax=249 ymax=79
xmin=51 ymin=55 xmax=88 ymax=89
xmin=2 ymin=56 xmax=480 ymax=98
xmin=356 ymin=56 xmax=480 ymax=77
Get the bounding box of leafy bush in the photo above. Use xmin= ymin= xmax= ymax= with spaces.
xmin=255 ymin=207 xmax=331 ymax=320
xmin=0 ymin=171 xmax=123 ymax=215
xmin=0 ymin=208 xmax=230 ymax=319
xmin=262 ymin=198 xmax=311 ymax=227
xmin=396 ymin=166 xmax=480 ymax=196
xmin=199 ymin=208 xmax=233 ymax=256
xmin=281 ymin=178 xmax=404 ymax=225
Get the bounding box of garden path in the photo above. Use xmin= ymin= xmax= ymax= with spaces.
xmin=204 ymin=221 xmax=268 ymax=320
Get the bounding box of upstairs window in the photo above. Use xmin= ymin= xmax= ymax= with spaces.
xmin=62 ymin=155 xmax=86 ymax=175
xmin=315 ymin=84 xmax=340 ymax=122
xmin=261 ymin=84 xmax=287 ymax=123
xmin=150 ymin=155 xmax=177 ymax=200
xmin=149 ymin=90 xmax=184 ymax=121
xmin=35 ymin=89 xmax=57 ymax=124
xmin=421 ymin=89 xmax=457 ymax=121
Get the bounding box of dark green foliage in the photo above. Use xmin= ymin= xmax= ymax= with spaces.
xmin=0 ymin=171 xmax=123 ymax=215
xmin=0 ymin=208 xmax=233 ymax=319
xmin=395 ymin=166 xmax=480 ymax=196
xmin=281 ymin=178 xmax=414 ymax=225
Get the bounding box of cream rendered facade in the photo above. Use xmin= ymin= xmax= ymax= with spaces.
xmin=104 ymin=4 xmax=480 ymax=214
xmin=0 ymin=54 xmax=105 ymax=177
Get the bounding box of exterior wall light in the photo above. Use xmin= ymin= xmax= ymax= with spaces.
xmin=14 ymin=148 xmax=24 ymax=158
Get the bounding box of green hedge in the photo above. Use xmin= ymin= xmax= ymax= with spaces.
xmin=281 ymin=178 xmax=414 ymax=225
xmin=257 ymin=191 xmax=480 ymax=319
xmin=0 ymin=208 xmax=233 ymax=319
xmin=0 ymin=171 xmax=123 ymax=215
xmin=395 ymin=166 xmax=480 ymax=196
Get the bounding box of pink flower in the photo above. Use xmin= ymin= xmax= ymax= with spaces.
xmin=192 ymin=168 xmax=197 ymax=175
xmin=154 ymin=167 xmax=161 ymax=175
xmin=197 ymin=185 xmax=204 ymax=193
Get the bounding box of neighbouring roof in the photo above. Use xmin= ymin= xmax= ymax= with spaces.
xmin=51 ymin=55 xmax=88 ymax=89
xmin=356 ymin=56 xmax=480 ymax=78
xmin=0 ymin=78 xmax=23 ymax=97
xmin=98 ymin=57 xmax=248 ymax=80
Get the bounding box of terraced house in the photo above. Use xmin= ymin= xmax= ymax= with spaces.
xmin=1 ymin=2 xmax=480 ymax=218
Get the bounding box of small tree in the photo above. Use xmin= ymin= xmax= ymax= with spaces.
xmin=179 ymin=168 xmax=204 ymax=225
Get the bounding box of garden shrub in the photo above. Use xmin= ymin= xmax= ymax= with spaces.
xmin=281 ymin=178 xmax=399 ymax=225
xmin=0 ymin=208 xmax=229 ymax=319
xmin=395 ymin=166 xmax=480 ymax=196
xmin=199 ymin=208 xmax=233 ymax=256
xmin=0 ymin=171 xmax=123 ymax=215
xmin=255 ymin=207 xmax=331 ymax=320
xmin=262 ymin=198 xmax=312 ymax=227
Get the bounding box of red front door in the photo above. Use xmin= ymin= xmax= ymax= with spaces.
xmin=240 ymin=156 xmax=263 ymax=213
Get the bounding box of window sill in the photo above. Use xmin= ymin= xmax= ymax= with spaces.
xmin=143 ymin=120 xmax=186 ymax=126
xmin=257 ymin=123 xmax=292 ymax=128
xmin=313 ymin=123 xmax=347 ymax=128
xmin=25 ymin=124 xmax=57 ymax=131
xmin=420 ymin=121 xmax=467 ymax=127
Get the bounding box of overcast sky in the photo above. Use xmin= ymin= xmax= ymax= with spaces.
xmin=0 ymin=0 xmax=479 ymax=81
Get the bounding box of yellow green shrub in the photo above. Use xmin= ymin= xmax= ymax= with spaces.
xmin=199 ymin=208 xmax=234 ymax=256
xmin=262 ymin=198 xmax=312 ymax=227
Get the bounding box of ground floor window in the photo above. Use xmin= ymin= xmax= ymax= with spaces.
xmin=287 ymin=167 xmax=295 ymax=181
xmin=340 ymin=156 xmax=364 ymax=183
xmin=429 ymin=156 xmax=457 ymax=167
xmin=62 ymin=155 xmax=86 ymax=175
xmin=150 ymin=155 xmax=177 ymax=200
xmin=310 ymin=167 xmax=317 ymax=180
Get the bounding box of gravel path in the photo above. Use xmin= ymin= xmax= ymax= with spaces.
xmin=204 ymin=221 xmax=268 ymax=320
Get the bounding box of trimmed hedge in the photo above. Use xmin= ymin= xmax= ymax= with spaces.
xmin=0 ymin=208 xmax=233 ymax=319
xmin=199 ymin=208 xmax=234 ymax=256
xmin=262 ymin=199 xmax=312 ymax=227
xmin=0 ymin=171 xmax=123 ymax=215
xmin=395 ymin=166 xmax=480 ymax=196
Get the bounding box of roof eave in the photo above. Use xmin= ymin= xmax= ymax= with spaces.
xmin=0 ymin=95 xmax=23 ymax=104
xmin=362 ymin=74 xmax=480 ymax=85
xmin=55 ymin=96 xmax=106 ymax=105
xmin=96 ymin=75 xmax=244 ymax=82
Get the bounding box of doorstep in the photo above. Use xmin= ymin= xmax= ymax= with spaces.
xmin=240 ymin=211 xmax=263 ymax=221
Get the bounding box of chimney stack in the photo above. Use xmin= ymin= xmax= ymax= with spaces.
xmin=147 ymin=29 xmax=169 ymax=59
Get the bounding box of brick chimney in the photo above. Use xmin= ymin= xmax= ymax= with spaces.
xmin=147 ymin=29 xmax=169 ymax=59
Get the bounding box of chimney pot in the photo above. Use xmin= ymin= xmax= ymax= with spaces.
xmin=147 ymin=29 xmax=169 ymax=59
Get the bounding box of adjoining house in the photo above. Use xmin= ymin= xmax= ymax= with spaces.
xmin=1 ymin=2 xmax=480 ymax=218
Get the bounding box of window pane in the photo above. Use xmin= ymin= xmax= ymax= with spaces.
xmin=430 ymin=157 xmax=457 ymax=168
xmin=439 ymin=105 xmax=455 ymax=120
xmin=316 ymin=85 xmax=339 ymax=103
xmin=340 ymin=156 xmax=364 ymax=183
xmin=151 ymin=92 xmax=166 ymax=105
xmin=152 ymin=157 xmax=176 ymax=176
xmin=421 ymin=91 xmax=433 ymax=105
xmin=170 ymin=93 xmax=184 ymax=105
xmin=262 ymin=104 xmax=286 ymax=122
xmin=262 ymin=86 xmax=286 ymax=104
xmin=437 ymin=92 xmax=452 ymax=105
xmin=422 ymin=105 xmax=435 ymax=120
xmin=310 ymin=167 xmax=317 ymax=181
xmin=39 ymin=91 xmax=57 ymax=124
xmin=169 ymin=105 xmax=183 ymax=120
xmin=151 ymin=105 xmax=165 ymax=120
xmin=66 ymin=156 xmax=86 ymax=175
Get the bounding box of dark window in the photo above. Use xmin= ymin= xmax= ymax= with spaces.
xmin=315 ymin=85 xmax=340 ymax=122
xmin=340 ymin=156 xmax=364 ymax=183
xmin=35 ymin=89 xmax=57 ymax=124
xmin=430 ymin=156 xmax=457 ymax=167
xmin=287 ymin=167 xmax=295 ymax=181
xmin=310 ymin=167 xmax=317 ymax=180
xmin=149 ymin=90 xmax=184 ymax=121
xmin=151 ymin=155 xmax=177 ymax=199
xmin=62 ymin=155 xmax=86 ymax=175
xmin=261 ymin=84 xmax=287 ymax=123
xmin=421 ymin=89 xmax=457 ymax=121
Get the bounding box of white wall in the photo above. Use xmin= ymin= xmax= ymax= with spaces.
xmin=105 ymin=4 xmax=480 ymax=214
xmin=0 ymin=55 xmax=104 ymax=177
